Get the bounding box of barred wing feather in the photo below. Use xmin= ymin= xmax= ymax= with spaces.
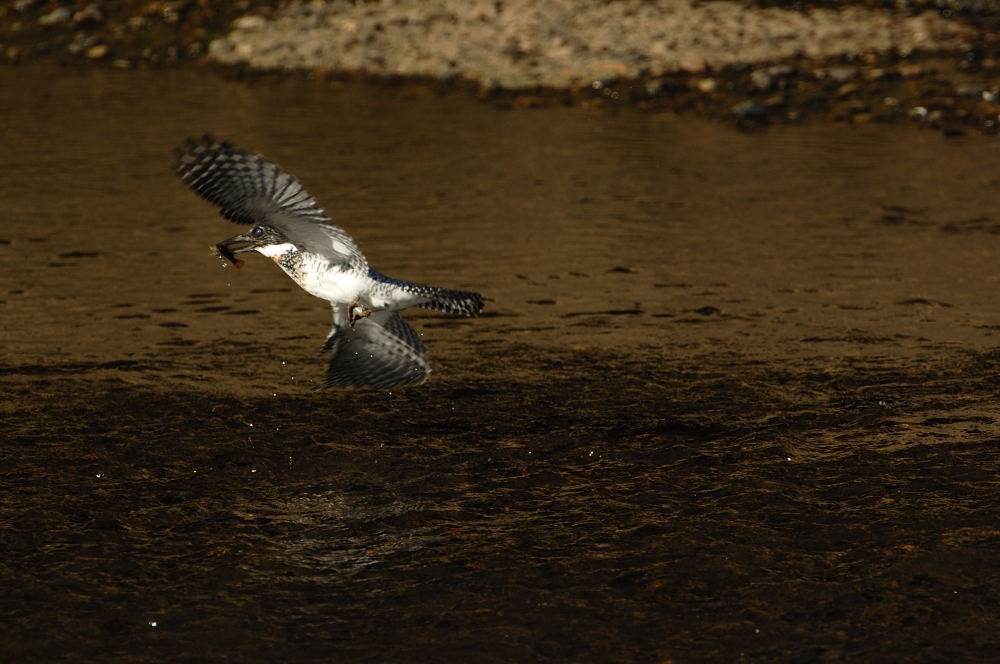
xmin=321 ymin=311 xmax=430 ymax=389
xmin=173 ymin=135 xmax=366 ymax=269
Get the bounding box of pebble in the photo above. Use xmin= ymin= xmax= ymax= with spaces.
xmin=896 ymin=63 xmax=925 ymax=78
xmin=126 ymin=16 xmax=150 ymax=31
xmin=232 ymin=15 xmax=267 ymax=31
xmin=732 ymin=100 xmax=769 ymax=120
xmin=644 ymin=78 xmax=668 ymax=96
xmin=678 ymin=57 xmax=707 ymax=75
xmin=825 ymin=65 xmax=859 ymax=82
xmin=750 ymin=69 xmax=774 ymax=91
xmin=85 ymin=43 xmax=109 ymax=59
xmin=955 ymin=83 xmax=985 ymax=97
xmin=696 ymin=78 xmax=717 ymax=93
xmin=67 ymin=35 xmax=98 ymax=55
xmin=73 ymin=4 xmax=103 ymax=27
xmin=836 ymin=82 xmax=862 ymax=98
xmin=37 ymin=7 xmax=72 ymax=26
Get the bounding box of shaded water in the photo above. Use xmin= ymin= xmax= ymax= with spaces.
xmin=3 ymin=64 xmax=1000 ymax=662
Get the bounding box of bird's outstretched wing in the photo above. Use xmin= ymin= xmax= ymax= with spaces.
xmin=173 ymin=135 xmax=367 ymax=269
xmin=320 ymin=310 xmax=430 ymax=389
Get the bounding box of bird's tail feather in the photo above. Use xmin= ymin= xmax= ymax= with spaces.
xmin=423 ymin=288 xmax=484 ymax=316
xmin=366 ymin=268 xmax=484 ymax=316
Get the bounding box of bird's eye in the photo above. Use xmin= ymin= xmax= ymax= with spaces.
xmin=251 ymin=227 xmax=264 ymax=238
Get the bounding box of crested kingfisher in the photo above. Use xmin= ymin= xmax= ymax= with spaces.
xmin=173 ymin=135 xmax=484 ymax=389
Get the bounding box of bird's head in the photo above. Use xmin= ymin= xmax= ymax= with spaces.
xmin=216 ymin=224 xmax=296 ymax=262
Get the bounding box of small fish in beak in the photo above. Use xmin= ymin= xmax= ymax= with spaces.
xmin=211 ymin=243 xmax=244 ymax=268
xmin=212 ymin=232 xmax=259 ymax=268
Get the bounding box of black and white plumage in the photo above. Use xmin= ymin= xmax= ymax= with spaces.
xmin=173 ymin=135 xmax=484 ymax=389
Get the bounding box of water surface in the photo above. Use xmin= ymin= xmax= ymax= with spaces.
xmin=3 ymin=64 xmax=1000 ymax=662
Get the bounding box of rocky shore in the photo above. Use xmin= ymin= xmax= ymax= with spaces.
xmin=4 ymin=0 xmax=1000 ymax=132
xmin=207 ymin=0 xmax=973 ymax=88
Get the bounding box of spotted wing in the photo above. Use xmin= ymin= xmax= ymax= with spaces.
xmin=320 ymin=311 xmax=430 ymax=389
xmin=173 ymin=135 xmax=367 ymax=269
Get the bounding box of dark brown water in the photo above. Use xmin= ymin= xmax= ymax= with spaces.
xmin=3 ymin=64 xmax=1000 ymax=663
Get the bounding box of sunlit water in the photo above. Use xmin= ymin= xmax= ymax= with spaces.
xmin=3 ymin=64 xmax=1000 ymax=662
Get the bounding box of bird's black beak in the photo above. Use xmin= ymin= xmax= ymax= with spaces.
xmin=213 ymin=232 xmax=257 ymax=268
xmin=217 ymin=232 xmax=258 ymax=255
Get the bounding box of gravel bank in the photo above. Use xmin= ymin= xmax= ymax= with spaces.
xmin=4 ymin=0 xmax=999 ymax=132
xmin=208 ymin=0 xmax=974 ymax=89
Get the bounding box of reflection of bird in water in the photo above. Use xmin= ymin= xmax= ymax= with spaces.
xmin=173 ymin=135 xmax=484 ymax=389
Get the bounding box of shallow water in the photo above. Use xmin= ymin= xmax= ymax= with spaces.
xmin=3 ymin=64 xmax=1000 ymax=662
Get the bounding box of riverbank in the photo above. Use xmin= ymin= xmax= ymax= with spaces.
xmin=5 ymin=1 xmax=1000 ymax=131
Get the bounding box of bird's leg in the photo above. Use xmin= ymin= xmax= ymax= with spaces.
xmin=319 ymin=329 xmax=340 ymax=355
xmin=321 ymin=303 xmax=348 ymax=355
xmin=348 ymin=298 xmax=372 ymax=326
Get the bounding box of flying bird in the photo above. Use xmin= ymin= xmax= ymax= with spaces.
xmin=173 ymin=135 xmax=484 ymax=389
